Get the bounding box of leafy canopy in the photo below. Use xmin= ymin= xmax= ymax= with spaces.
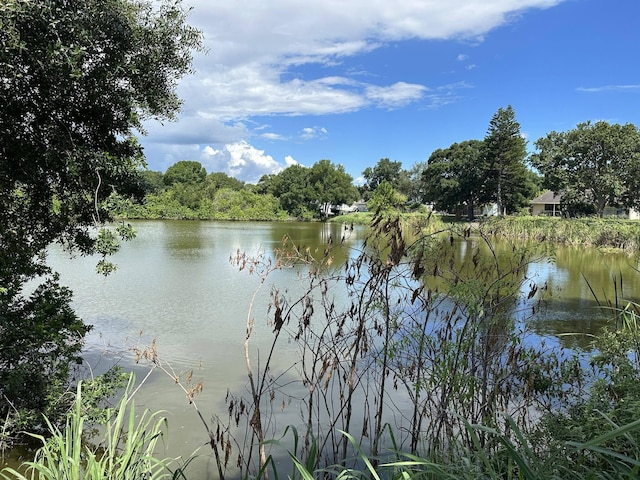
xmin=0 ymin=0 xmax=202 ymax=434
xmin=532 ymin=121 xmax=640 ymax=217
xmin=422 ymin=139 xmax=486 ymax=220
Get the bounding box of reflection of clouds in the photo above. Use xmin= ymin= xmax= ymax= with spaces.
xmin=523 ymin=258 xmax=567 ymax=297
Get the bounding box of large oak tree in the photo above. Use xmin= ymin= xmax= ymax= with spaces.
xmin=422 ymin=140 xmax=487 ymax=220
xmin=0 ymin=0 xmax=202 ymax=432
xmin=531 ymin=121 xmax=640 ymax=217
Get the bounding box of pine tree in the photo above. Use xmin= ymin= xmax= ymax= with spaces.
xmin=483 ymin=106 xmax=531 ymax=215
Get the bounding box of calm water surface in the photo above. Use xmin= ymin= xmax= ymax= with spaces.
xmin=7 ymin=220 xmax=640 ymax=475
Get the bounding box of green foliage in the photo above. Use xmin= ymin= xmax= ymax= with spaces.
xmin=309 ymin=160 xmax=359 ymax=217
xmin=262 ymin=416 xmax=640 ymax=479
xmin=532 ymin=121 xmax=640 ymax=217
xmin=205 ymin=188 xmax=286 ymax=220
xmin=484 ymin=105 xmax=534 ymax=215
xmin=535 ymin=303 xmax=640 ymax=475
xmin=361 ymin=158 xmax=412 ymax=201
xmin=255 ymin=160 xmax=358 ymax=219
xmin=0 ymin=277 xmax=89 ymax=432
xmin=205 ymin=171 xmax=245 ymax=192
xmin=483 ymin=216 xmax=640 ymax=252
xmin=257 ymin=164 xmax=313 ymax=218
xmin=0 ymin=374 xmax=190 ymax=480
xmin=423 ymin=139 xmax=487 ymax=219
xmin=366 ymin=181 xmax=407 ymax=213
xmin=135 ymin=186 xmax=287 ymax=220
xmin=163 ymin=160 xmax=207 ymax=186
xmin=139 ymin=170 xmax=166 ymax=194
xmin=423 ymin=107 xmax=537 ymax=218
xmin=0 ymin=0 xmax=203 ymax=440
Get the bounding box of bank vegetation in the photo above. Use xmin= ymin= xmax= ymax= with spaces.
xmin=482 ymin=216 xmax=640 ymax=253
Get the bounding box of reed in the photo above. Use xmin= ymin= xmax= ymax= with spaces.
xmin=265 ymin=418 xmax=640 ymax=480
xmin=482 ymin=216 xmax=640 ymax=252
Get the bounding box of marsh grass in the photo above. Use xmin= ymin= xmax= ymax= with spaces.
xmin=260 ymin=416 xmax=640 ymax=480
xmin=482 ymin=217 xmax=640 ymax=252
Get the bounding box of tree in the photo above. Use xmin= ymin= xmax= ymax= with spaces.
xmin=531 ymin=121 xmax=640 ymax=217
xmin=406 ymin=161 xmax=428 ymax=205
xmin=484 ymin=106 xmax=531 ymax=215
xmin=206 ymin=171 xmax=245 ymax=192
xmin=0 ymin=0 xmax=202 ymax=434
xmin=139 ymin=170 xmax=165 ymax=194
xmin=258 ymin=161 xmax=357 ymax=219
xmin=367 ymin=180 xmax=407 ymax=213
xmin=308 ymin=160 xmax=359 ymax=218
xmin=422 ymin=140 xmax=487 ymax=220
xmin=164 ymin=160 xmax=207 ymax=186
xmin=258 ymin=165 xmax=314 ymax=218
xmin=362 ymin=158 xmax=412 ymax=201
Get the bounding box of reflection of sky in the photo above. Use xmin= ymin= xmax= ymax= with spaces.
xmin=519 ymin=250 xmax=639 ymax=351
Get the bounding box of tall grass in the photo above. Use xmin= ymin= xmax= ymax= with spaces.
xmin=482 ymin=216 xmax=640 ymax=252
xmin=262 ymin=418 xmax=640 ymax=480
xmin=0 ymin=374 xmax=191 ymax=480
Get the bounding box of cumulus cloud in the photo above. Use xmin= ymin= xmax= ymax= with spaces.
xmin=176 ymin=0 xmax=563 ymax=124
xmin=200 ymin=141 xmax=288 ymax=183
xmin=284 ymin=155 xmax=299 ymax=167
xmin=142 ymin=0 xmax=565 ymax=176
xmin=300 ymin=126 xmax=328 ymax=140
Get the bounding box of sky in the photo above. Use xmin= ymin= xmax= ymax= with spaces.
xmin=139 ymin=0 xmax=640 ymax=185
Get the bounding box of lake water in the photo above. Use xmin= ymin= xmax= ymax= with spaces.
xmin=5 ymin=220 xmax=640 ymax=476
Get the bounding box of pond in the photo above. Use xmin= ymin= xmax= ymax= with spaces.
xmin=5 ymin=220 xmax=640 ymax=476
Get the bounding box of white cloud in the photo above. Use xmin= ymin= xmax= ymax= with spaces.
xmin=200 ymin=141 xmax=287 ymax=183
xmin=577 ymin=84 xmax=640 ymax=93
xmin=300 ymin=126 xmax=329 ymax=140
xmin=457 ymin=54 xmax=469 ymax=61
xmin=366 ymin=82 xmax=429 ymax=109
xmin=175 ymin=0 xmax=563 ymax=125
xmin=284 ymin=155 xmax=299 ymax=167
xmin=261 ymin=132 xmax=287 ymax=141
xmin=143 ymin=0 xmax=566 ymax=176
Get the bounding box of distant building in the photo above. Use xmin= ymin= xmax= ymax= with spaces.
xmin=353 ymin=201 xmax=368 ymax=212
xmin=328 ymin=201 xmax=368 ymax=216
xmin=530 ymin=191 xmax=562 ymax=216
xmin=530 ymin=190 xmax=639 ymax=219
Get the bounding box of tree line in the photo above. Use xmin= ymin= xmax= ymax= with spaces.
xmin=120 ymin=105 xmax=640 ymax=222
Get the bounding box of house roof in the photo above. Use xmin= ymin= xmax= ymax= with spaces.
xmin=531 ymin=190 xmax=562 ymax=204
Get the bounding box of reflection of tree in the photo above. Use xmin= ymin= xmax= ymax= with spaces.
xmin=162 ymin=220 xmax=205 ymax=257
xmin=533 ymin=303 xmax=612 ymax=350
xmin=477 ymin=238 xmax=640 ymax=347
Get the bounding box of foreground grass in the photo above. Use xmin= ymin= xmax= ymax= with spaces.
xmin=0 ymin=376 xmax=190 ymax=480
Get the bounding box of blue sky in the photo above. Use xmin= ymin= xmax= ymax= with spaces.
xmin=140 ymin=0 xmax=640 ymax=184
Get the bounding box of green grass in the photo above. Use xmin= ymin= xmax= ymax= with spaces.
xmin=0 ymin=374 xmax=192 ymax=480
xmin=481 ymin=216 xmax=640 ymax=252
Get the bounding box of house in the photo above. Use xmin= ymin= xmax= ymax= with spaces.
xmin=530 ymin=190 xmax=640 ymax=219
xmin=530 ymin=191 xmax=562 ymax=216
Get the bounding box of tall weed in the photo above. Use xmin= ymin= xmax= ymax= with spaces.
xmin=0 ymin=374 xmax=190 ymax=480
